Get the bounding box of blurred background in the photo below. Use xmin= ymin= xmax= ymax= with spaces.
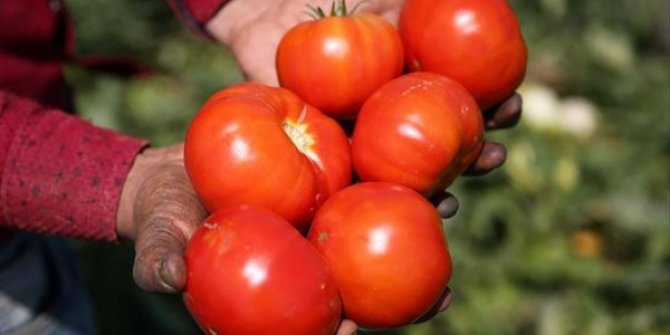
xmin=64 ymin=0 xmax=669 ymax=334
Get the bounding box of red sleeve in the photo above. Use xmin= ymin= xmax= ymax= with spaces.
xmin=0 ymin=91 xmax=148 ymax=241
xmin=167 ymin=0 xmax=231 ymax=38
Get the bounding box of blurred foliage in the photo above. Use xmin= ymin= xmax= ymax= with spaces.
xmin=64 ymin=0 xmax=669 ymax=334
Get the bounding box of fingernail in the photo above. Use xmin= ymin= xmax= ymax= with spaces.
xmin=158 ymin=259 xmax=178 ymax=293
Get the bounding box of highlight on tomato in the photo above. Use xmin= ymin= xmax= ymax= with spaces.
xmin=276 ymin=0 xmax=404 ymax=119
xmin=351 ymin=72 xmax=484 ymax=197
xmin=308 ymin=182 xmax=452 ymax=329
xmin=399 ymin=0 xmax=528 ymax=109
xmin=184 ymin=83 xmax=352 ymax=232
xmin=184 ymin=207 xmax=342 ymax=335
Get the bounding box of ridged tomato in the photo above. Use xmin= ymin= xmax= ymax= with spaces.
xmin=184 ymin=207 xmax=342 ymax=335
xmin=308 ymin=182 xmax=452 ymax=329
xmin=276 ymin=2 xmax=404 ymax=118
xmin=351 ymin=72 xmax=484 ymax=197
xmin=184 ymin=83 xmax=351 ymax=231
xmin=399 ymin=0 xmax=527 ymax=109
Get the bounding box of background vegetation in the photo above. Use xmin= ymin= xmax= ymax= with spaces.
xmin=65 ymin=0 xmax=669 ymax=334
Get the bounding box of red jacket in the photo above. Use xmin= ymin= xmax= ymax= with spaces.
xmin=0 ymin=0 xmax=228 ymax=241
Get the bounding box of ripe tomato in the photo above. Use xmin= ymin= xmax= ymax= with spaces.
xmin=399 ymin=0 xmax=527 ymax=109
xmin=184 ymin=83 xmax=351 ymax=232
xmin=351 ymin=72 xmax=484 ymax=197
xmin=308 ymin=182 xmax=452 ymax=329
xmin=276 ymin=1 xmax=404 ymax=118
xmin=184 ymin=207 xmax=342 ymax=335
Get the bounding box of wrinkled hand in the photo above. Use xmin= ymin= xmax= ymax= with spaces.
xmin=114 ymin=144 xmax=452 ymax=335
xmin=116 ymin=143 xmax=206 ymax=293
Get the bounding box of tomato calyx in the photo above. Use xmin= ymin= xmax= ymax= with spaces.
xmin=305 ymin=0 xmax=364 ymax=19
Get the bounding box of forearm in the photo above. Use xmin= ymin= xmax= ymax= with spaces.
xmin=0 ymin=91 xmax=147 ymax=241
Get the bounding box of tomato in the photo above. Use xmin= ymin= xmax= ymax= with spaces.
xmin=308 ymin=182 xmax=452 ymax=329
xmin=399 ymin=0 xmax=527 ymax=109
xmin=184 ymin=207 xmax=342 ymax=335
xmin=276 ymin=1 xmax=404 ymax=119
xmin=184 ymin=83 xmax=351 ymax=231
xmin=351 ymin=72 xmax=484 ymax=197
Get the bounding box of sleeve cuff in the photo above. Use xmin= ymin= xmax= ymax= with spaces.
xmin=1 ymin=108 xmax=148 ymax=242
xmin=167 ymin=0 xmax=231 ymax=38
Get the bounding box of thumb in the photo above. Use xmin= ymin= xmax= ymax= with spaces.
xmin=131 ymin=163 xmax=206 ymax=293
xmin=133 ymin=218 xmax=193 ymax=293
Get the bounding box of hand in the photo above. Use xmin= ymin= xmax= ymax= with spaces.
xmin=116 ymin=143 xmax=452 ymax=335
xmin=336 ymin=288 xmax=453 ymax=335
xmin=207 ymin=0 xmax=404 ymax=85
xmin=116 ymin=143 xmax=206 ymax=293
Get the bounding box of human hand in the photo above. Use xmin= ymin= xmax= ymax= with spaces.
xmin=115 ymin=144 xmax=452 ymax=335
xmin=207 ymin=0 xmax=404 ymax=85
xmin=335 ymin=288 xmax=453 ymax=335
xmin=116 ymin=143 xmax=207 ymax=293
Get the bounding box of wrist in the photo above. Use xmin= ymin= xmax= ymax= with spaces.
xmin=206 ymin=0 xmax=262 ymax=46
xmin=168 ymin=0 xmax=233 ymax=37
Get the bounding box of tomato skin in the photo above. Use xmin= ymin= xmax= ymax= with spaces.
xmin=184 ymin=207 xmax=342 ymax=335
xmin=308 ymin=182 xmax=452 ymax=329
xmin=351 ymin=72 xmax=484 ymax=197
xmin=184 ymin=83 xmax=352 ymax=231
xmin=277 ymin=13 xmax=404 ymax=119
xmin=399 ymin=0 xmax=527 ymax=109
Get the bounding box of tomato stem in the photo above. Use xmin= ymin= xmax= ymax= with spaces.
xmin=332 ymin=0 xmax=347 ymax=17
xmin=305 ymin=4 xmax=327 ymax=19
xmin=304 ymin=0 xmax=365 ymax=19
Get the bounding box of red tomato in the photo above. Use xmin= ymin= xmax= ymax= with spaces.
xmin=184 ymin=207 xmax=342 ymax=335
xmin=399 ymin=0 xmax=527 ymax=109
xmin=351 ymin=72 xmax=484 ymax=197
xmin=308 ymin=182 xmax=452 ymax=329
xmin=276 ymin=2 xmax=404 ymax=118
xmin=184 ymin=83 xmax=352 ymax=231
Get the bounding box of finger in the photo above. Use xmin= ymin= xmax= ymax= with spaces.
xmin=429 ymin=192 xmax=459 ymax=219
xmin=133 ymin=219 xmax=191 ymax=293
xmin=336 ymin=319 xmax=358 ymax=335
xmin=131 ymin=165 xmax=206 ymax=293
xmin=414 ymin=287 xmax=453 ymax=324
xmin=484 ymin=93 xmax=522 ymax=130
xmin=464 ymin=141 xmax=506 ymax=176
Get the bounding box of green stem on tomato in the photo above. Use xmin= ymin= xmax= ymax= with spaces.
xmin=304 ymin=0 xmax=366 ymax=19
